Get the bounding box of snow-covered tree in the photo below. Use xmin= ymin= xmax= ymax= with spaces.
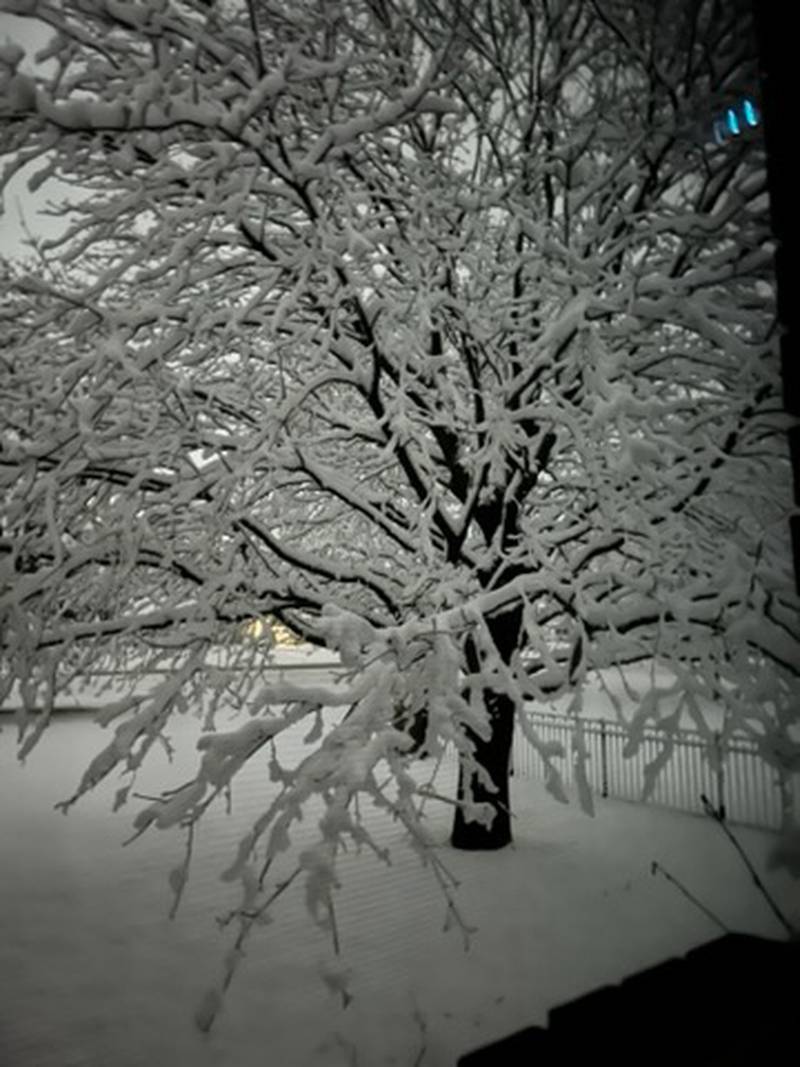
xmin=1 ymin=0 xmax=797 ymax=975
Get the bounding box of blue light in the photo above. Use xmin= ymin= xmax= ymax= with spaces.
xmin=742 ymin=98 xmax=759 ymax=127
xmin=710 ymin=96 xmax=761 ymax=147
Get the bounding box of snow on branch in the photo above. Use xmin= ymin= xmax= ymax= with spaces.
xmin=1 ymin=0 xmax=797 ymax=1031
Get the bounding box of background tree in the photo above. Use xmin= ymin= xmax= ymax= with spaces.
xmin=1 ymin=0 xmax=797 ymax=948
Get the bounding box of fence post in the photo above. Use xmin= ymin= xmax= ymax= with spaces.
xmin=714 ymin=731 xmax=726 ymax=821
xmin=600 ymin=720 xmax=608 ymax=799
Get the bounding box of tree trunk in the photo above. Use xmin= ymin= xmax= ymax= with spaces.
xmin=450 ymin=688 xmax=515 ymax=849
xmin=450 ymin=605 xmax=521 ymax=850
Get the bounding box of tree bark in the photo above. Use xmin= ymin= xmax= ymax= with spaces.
xmin=450 ymin=606 xmax=521 ymax=850
xmin=450 ymin=688 xmax=516 ymax=849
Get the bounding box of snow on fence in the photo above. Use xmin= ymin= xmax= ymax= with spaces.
xmin=513 ymin=711 xmax=799 ymax=832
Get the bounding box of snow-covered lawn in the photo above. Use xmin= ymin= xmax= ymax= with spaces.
xmin=1 ymin=706 xmax=797 ymax=1067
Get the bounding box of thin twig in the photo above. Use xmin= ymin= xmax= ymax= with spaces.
xmin=245 ymin=0 xmax=266 ymax=79
xmin=410 ymin=995 xmax=429 ymax=1067
xmin=651 ymin=860 xmax=730 ymax=934
xmin=328 ymin=893 xmax=341 ymax=957
xmin=169 ymin=821 xmax=195 ymax=919
xmin=700 ymin=794 xmax=797 ymax=939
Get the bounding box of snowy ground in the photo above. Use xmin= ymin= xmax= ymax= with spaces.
xmin=1 ymin=694 xmax=797 ymax=1067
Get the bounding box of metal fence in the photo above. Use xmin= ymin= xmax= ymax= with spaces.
xmin=512 ymin=711 xmax=799 ymax=831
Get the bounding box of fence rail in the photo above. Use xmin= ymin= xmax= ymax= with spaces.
xmin=82 ymin=662 xmax=342 ymax=676
xmin=513 ymin=711 xmax=798 ymax=831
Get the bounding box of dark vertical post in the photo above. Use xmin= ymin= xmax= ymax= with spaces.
xmin=714 ymin=731 xmax=726 ymax=822
xmin=754 ymin=8 xmax=800 ymax=593
xmin=600 ymin=720 xmax=608 ymax=799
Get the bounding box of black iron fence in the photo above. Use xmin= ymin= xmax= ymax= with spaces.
xmin=513 ymin=711 xmax=798 ymax=831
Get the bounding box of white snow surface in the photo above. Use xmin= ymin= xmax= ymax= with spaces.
xmin=1 ymin=676 xmax=797 ymax=1067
